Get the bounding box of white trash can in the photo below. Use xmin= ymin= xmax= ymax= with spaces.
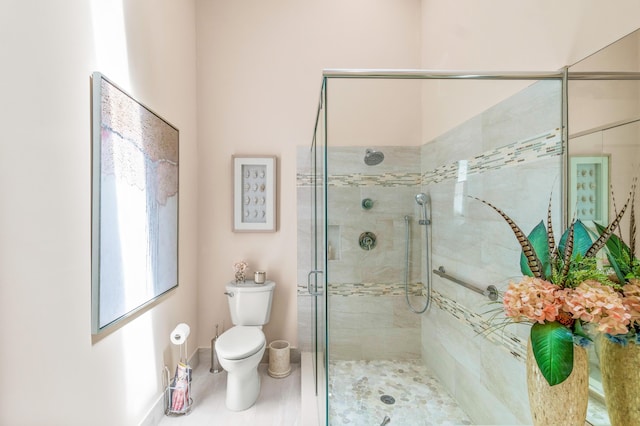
xmin=268 ymin=340 xmax=291 ymax=378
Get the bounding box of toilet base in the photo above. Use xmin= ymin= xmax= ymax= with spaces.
xmin=217 ymin=340 xmax=266 ymax=412
xmin=225 ymin=365 xmax=261 ymax=411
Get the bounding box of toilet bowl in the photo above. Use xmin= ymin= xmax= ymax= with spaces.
xmin=216 ymin=326 xmax=266 ymax=411
xmin=216 ymin=280 xmax=275 ymax=411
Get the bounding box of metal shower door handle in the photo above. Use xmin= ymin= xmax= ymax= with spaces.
xmin=307 ymin=270 xmax=324 ymax=296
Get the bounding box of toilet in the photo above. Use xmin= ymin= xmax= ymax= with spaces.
xmin=215 ymin=280 xmax=275 ymax=411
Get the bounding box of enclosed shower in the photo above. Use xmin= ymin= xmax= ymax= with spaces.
xmin=296 ymin=71 xmax=567 ymax=425
xmin=295 ymin=67 xmax=628 ymax=425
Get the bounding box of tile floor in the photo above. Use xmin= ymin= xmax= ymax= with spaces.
xmin=329 ymin=359 xmax=472 ymax=425
xmin=156 ymin=356 xmax=608 ymax=425
xmin=158 ymin=362 xmax=301 ymax=426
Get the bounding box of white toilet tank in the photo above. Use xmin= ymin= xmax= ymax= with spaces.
xmin=225 ymin=280 xmax=275 ymax=326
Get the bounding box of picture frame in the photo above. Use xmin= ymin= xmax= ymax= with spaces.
xmin=233 ymin=155 xmax=277 ymax=232
xmin=569 ymin=155 xmax=609 ymax=227
xmin=91 ymin=72 xmax=179 ymax=334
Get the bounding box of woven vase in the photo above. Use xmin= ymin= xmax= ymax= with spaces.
xmin=526 ymin=340 xmax=589 ymax=426
xmin=600 ymin=338 xmax=640 ymax=425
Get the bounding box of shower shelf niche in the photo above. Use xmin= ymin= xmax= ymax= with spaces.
xmin=328 ymin=225 xmax=341 ymax=260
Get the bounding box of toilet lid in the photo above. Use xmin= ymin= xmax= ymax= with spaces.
xmin=216 ymin=326 xmax=265 ymax=360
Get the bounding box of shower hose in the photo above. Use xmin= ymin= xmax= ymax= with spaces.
xmin=403 ymin=215 xmax=431 ymax=314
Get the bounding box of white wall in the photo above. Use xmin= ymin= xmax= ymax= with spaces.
xmin=195 ymin=0 xmax=422 ymax=349
xmin=0 ymin=1 xmax=198 ymax=424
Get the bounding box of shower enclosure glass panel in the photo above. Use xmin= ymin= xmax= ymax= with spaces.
xmin=316 ymin=73 xmax=568 ymax=425
xmin=309 ymin=80 xmax=327 ymax=424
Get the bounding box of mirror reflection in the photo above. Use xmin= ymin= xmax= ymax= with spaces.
xmin=568 ymin=28 xmax=640 ymax=425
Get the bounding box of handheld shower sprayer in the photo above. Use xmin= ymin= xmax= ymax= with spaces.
xmin=415 ymin=193 xmax=430 ymax=225
xmin=403 ymin=192 xmax=432 ymax=314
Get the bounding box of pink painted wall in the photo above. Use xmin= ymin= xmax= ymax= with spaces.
xmin=420 ymin=0 xmax=640 ymax=142
xmin=195 ymin=0 xmax=422 ymax=349
xmin=1 ymin=1 xmax=198 ymax=424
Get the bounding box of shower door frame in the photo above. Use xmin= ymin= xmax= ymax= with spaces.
xmin=308 ymin=77 xmax=328 ymax=425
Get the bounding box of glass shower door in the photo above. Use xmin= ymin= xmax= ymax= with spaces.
xmin=308 ymin=78 xmax=327 ymax=425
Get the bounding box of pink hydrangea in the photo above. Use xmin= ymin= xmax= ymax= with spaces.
xmin=503 ymin=277 xmax=562 ymax=324
xmin=622 ymin=281 xmax=640 ymax=328
xmin=560 ymin=280 xmax=630 ymax=335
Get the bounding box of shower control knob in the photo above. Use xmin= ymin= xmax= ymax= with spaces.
xmin=359 ymin=232 xmax=377 ymax=250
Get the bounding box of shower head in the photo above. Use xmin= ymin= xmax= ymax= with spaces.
xmin=415 ymin=193 xmax=430 ymax=225
xmin=364 ymin=149 xmax=384 ymax=166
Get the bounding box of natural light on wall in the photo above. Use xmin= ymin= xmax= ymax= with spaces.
xmin=91 ymin=0 xmax=158 ymax=417
xmin=91 ymin=0 xmax=130 ymax=87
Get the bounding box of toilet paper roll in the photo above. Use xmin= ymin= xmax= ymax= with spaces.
xmin=170 ymin=323 xmax=191 ymax=345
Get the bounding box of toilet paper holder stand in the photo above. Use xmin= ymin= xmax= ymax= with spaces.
xmin=164 ymin=324 xmax=193 ymax=416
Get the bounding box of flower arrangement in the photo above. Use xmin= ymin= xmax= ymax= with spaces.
xmin=233 ymin=260 xmax=249 ymax=283
xmin=591 ymin=185 xmax=640 ymax=345
xmin=474 ymin=194 xmax=630 ymax=386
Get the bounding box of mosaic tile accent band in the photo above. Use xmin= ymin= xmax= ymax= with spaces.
xmin=329 ymin=281 xmax=424 ymax=297
xmin=297 ymin=281 xmax=423 ymax=297
xmin=422 ymin=128 xmax=562 ymax=185
xmin=430 ymin=289 xmax=527 ymax=361
xmin=326 ymin=172 xmax=421 ymax=188
xmin=297 ymin=280 xmax=527 ymax=361
xmin=296 ymin=128 xmax=561 ymax=188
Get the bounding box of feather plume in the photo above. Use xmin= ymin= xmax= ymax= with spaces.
xmin=610 ymin=184 xmax=625 ymax=240
xmin=630 ymin=183 xmax=636 ymax=260
xmin=547 ymin=195 xmax=556 ymax=259
xmin=585 ymin=193 xmax=632 ymax=258
xmin=558 ymin=222 xmax=575 ymax=286
xmin=472 ymin=197 xmax=544 ymax=278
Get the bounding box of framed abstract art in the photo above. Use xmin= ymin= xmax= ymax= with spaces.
xmin=91 ymin=72 xmax=179 ymax=334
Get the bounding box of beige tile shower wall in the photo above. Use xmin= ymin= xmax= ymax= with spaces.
xmin=326 ymin=145 xmax=422 ymax=283
xmin=297 ymin=145 xmax=427 ymax=356
xmin=329 ymin=295 xmax=421 ymax=360
xmin=420 ymin=81 xmax=563 ymax=425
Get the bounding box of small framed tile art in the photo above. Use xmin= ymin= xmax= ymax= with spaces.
xmin=569 ymin=155 xmax=609 ymax=227
xmin=232 ymin=155 xmax=277 ymax=232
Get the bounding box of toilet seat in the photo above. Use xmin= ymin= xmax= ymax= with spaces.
xmin=216 ymin=326 xmax=265 ymax=360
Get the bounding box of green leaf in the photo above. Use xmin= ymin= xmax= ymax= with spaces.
xmin=572 ymin=319 xmax=592 ymax=342
xmin=559 ymin=220 xmax=592 ymax=259
xmin=607 ymin=253 xmax=628 ymax=283
xmin=530 ymin=321 xmax=574 ymax=386
xmin=594 ymin=221 xmax=631 ymax=281
xmin=521 ymin=221 xmax=550 ymax=278
xmin=595 ymin=221 xmax=630 ymax=259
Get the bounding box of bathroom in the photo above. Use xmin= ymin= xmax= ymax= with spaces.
xmin=2 ymin=1 xmax=640 ymax=425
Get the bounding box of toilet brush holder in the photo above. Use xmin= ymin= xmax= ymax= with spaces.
xmin=268 ymin=340 xmax=291 ymax=378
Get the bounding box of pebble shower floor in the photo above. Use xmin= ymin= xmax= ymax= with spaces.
xmin=329 ymin=359 xmax=472 ymax=425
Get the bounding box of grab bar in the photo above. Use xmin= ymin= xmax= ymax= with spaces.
xmin=433 ymin=266 xmax=499 ymax=301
